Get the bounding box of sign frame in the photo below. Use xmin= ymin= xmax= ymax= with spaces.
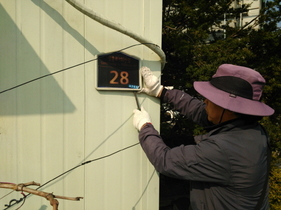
xmin=96 ymin=52 xmax=142 ymax=91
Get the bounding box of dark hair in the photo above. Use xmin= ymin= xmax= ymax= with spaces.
xmin=236 ymin=113 xmax=263 ymax=123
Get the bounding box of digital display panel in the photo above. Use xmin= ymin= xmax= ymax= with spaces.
xmin=97 ymin=52 xmax=140 ymax=90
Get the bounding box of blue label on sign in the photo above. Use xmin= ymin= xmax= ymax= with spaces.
xmin=128 ymin=84 xmax=140 ymax=89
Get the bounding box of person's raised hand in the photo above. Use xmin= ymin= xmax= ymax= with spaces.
xmin=133 ymin=106 xmax=152 ymax=131
xmin=140 ymin=66 xmax=163 ymax=97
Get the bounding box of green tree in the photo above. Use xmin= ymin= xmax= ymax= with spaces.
xmin=161 ymin=0 xmax=281 ymax=209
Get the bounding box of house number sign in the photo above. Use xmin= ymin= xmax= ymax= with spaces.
xmin=96 ymin=52 xmax=141 ymax=91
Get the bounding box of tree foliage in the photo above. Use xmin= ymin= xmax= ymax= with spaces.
xmin=161 ymin=0 xmax=281 ymax=209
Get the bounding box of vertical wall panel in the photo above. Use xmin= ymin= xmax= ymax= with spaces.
xmin=0 ymin=0 xmax=162 ymax=209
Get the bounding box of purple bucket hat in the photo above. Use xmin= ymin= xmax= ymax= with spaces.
xmin=194 ymin=64 xmax=274 ymax=116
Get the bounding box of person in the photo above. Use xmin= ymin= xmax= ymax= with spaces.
xmin=133 ymin=64 xmax=274 ymax=210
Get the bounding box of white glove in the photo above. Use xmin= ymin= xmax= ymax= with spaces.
xmin=133 ymin=106 xmax=152 ymax=131
xmin=140 ymin=66 xmax=163 ymax=97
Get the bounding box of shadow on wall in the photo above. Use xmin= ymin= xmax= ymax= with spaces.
xmin=0 ymin=1 xmax=99 ymax=116
xmin=0 ymin=4 xmax=74 ymax=116
xmin=31 ymin=0 xmax=98 ymax=55
xmin=38 ymin=205 xmax=48 ymax=210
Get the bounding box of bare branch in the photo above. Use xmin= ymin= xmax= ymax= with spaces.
xmin=0 ymin=182 xmax=83 ymax=210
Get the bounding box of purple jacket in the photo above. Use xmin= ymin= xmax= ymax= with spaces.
xmin=139 ymin=89 xmax=269 ymax=210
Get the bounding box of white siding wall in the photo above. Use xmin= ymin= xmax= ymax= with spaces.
xmin=232 ymin=0 xmax=262 ymax=28
xmin=243 ymin=0 xmax=262 ymax=27
xmin=0 ymin=0 xmax=162 ymax=209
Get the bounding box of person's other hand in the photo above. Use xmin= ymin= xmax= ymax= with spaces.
xmin=133 ymin=106 xmax=152 ymax=131
xmin=140 ymin=66 xmax=163 ymax=97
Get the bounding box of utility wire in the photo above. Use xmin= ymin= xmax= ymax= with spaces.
xmin=0 ymin=43 xmax=154 ymax=95
xmin=0 ymin=59 xmax=95 ymax=95
xmin=36 ymin=142 xmax=140 ymax=191
xmin=2 ymin=142 xmax=140 ymax=209
xmin=66 ymin=0 xmax=166 ymax=69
